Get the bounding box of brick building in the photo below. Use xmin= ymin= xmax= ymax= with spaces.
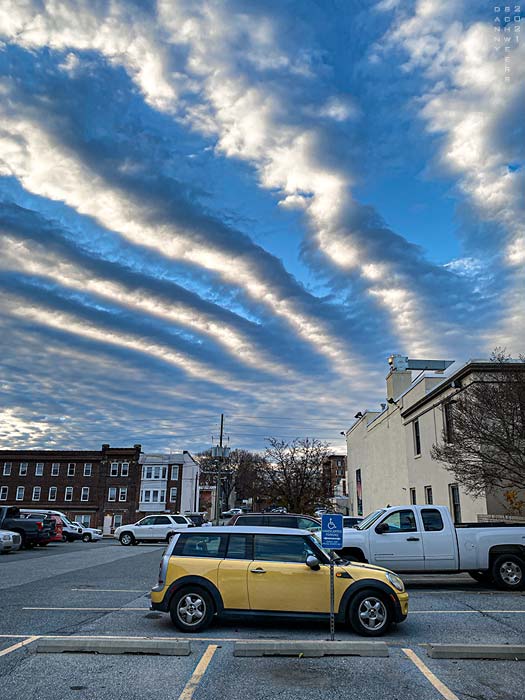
xmin=0 ymin=444 xmax=141 ymax=531
xmin=322 ymin=454 xmax=349 ymax=513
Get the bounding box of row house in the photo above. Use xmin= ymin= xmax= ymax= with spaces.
xmin=0 ymin=444 xmax=141 ymax=531
xmin=138 ymin=452 xmax=200 ymax=516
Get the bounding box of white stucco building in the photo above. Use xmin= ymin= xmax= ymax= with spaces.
xmin=345 ymin=358 xmax=523 ymax=523
xmin=138 ymin=451 xmax=200 ymax=515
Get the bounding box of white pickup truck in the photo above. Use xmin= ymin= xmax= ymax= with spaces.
xmin=336 ymin=505 xmax=525 ymax=590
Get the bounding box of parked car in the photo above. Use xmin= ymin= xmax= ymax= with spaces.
xmin=0 ymin=506 xmax=54 ymax=548
xmin=21 ymin=509 xmax=82 ymax=542
xmin=184 ymin=512 xmax=209 ymax=527
xmin=343 ymin=516 xmax=363 ymax=528
xmin=79 ymin=526 xmax=103 ymax=542
xmin=336 ymin=505 xmax=525 ymax=590
xmin=221 ymin=508 xmax=242 ymax=518
xmin=21 ymin=513 xmax=61 ymax=543
xmin=227 ymin=512 xmax=321 ymax=532
xmin=114 ymin=514 xmax=194 ymax=545
xmin=0 ymin=528 xmax=22 ymax=554
xmin=150 ymin=526 xmax=408 ymax=636
xmin=314 ymin=508 xmax=328 ymax=517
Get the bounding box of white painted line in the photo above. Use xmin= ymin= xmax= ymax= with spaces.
xmin=403 ymin=648 xmax=459 ymax=700
xmin=179 ymin=644 xmax=218 ymax=700
xmin=0 ymin=636 xmax=40 ymax=657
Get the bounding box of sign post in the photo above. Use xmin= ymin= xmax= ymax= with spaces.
xmin=321 ymin=513 xmax=343 ymax=641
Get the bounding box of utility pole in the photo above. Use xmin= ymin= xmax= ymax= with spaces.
xmin=216 ymin=413 xmax=224 ymax=525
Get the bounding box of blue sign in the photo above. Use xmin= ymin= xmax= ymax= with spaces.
xmin=321 ymin=513 xmax=343 ymax=549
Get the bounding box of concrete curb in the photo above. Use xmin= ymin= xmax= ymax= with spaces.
xmin=427 ymin=644 xmax=525 ymax=660
xmin=35 ymin=637 xmax=191 ymax=656
xmin=234 ymin=640 xmax=388 ymax=657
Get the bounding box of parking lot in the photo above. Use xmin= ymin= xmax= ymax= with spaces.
xmin=1 ymin=540 xmax=524 ymax=699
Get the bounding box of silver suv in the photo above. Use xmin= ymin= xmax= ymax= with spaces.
xmin=115 ymin=514 xmax=193 ymax=546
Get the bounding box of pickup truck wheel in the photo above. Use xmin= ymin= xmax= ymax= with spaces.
xmin=491 ymin=555 xmax=524 ymax=590
xmin=468 ymin=571 xmax=493 ymax=585
xmin=169 ymin=587 xmax=214 ymax=632
xmin=119 ymin=532 xmax=135 ymax=546
xmin=348 ymin=590 xmax=392 ymax=636
xmin=81 ymin=533 xmax=92 ymax=543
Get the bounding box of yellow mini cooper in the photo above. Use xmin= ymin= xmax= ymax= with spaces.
xmin=150 ymin=526 xmax=408 ymax=636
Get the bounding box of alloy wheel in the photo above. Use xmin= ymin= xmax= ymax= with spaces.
xmin=358 ymin=596 xmax=387 ymax=631
xmin=499 ymin=561 xmax=522 ymax=586
xmin=177 ymin=593 xmax=206 ymax=626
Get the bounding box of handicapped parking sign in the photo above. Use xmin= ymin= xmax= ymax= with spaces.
xmin=321 ymin=513 xmax=343 ymax=549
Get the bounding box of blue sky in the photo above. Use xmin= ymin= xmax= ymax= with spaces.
xmin=0 ymin=0 xmax=523 ymax=453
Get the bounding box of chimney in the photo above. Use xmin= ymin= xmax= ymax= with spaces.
xmin=386 ymin=369 xmax=412 ymax=403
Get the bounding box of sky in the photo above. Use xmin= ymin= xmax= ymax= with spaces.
xmin=0 ymin=0 xmax=523 ymax=454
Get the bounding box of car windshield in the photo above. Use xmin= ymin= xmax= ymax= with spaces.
xmin=354 ymin=509 xmax=386 ymax=530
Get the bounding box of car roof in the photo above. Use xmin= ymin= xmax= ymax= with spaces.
xmin=234 ymin=513 xmax=317 ymax=518
xmin=178 ymin=526 xmax=311 ymax=536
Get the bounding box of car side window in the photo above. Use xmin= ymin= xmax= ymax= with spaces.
xmin=381 ymin=510 xmax=417 ymax=533
xmin=174 ymin=534 xmax=226 ymax=558
xmin=254 ymin=535 xmax=317 ymax=563
xmin=236 ymin=515 xmax=264 ymax=526
xmin=173 ymin=516 xmax=188 ymax=524
xmin=421 ymin=509 xmax=444 ymax=531
xmin=154 ymin=516 xmax=171 ymax=525
xmin=297 ymin=517 xmax=321 ymax=532
xmin=139 ymin=517 xmax=156 ymax=526
xmin=267 ymin=515 xmax=296 ymax=528
xmin=226 ymin=534 xmax=253 ymax=560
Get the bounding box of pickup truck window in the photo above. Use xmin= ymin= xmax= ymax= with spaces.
xmin=381 ymin=509 xmax=417 ymax=533
xmin=355 ymin=509 xmax=385 ymax=530
xmin=421 ymin=509 xmax=444 ymax=531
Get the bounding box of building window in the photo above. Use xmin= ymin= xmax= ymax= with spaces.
xmin=170 ymin=487 xmax=178 ymax=503
xmin=113 ymin=514 xmax=123 ymax=529
xmin=424 ymin=486 xmax=433 ymax=505
xmin=67 ymin=463 xmax=75 ymax=477
xmin=143 ymin=490 xmax=151 ymax=503
xmin=84 ymin=463 xmax=92 ymax=477
xmin=65 ymin=486 xmax=73 ymax=501
xmin=410 ymin=488 xmax=417 ymax=505
xmin=35 ymin=463 xmax=44 ymax=476
xmin=413 ymin=419 xmax=421 ymax=456
xmin=3 ymin=462 xmax=12 ymax=476
xmin=110 ymin=462 xmax=119 ymax=477
xmin=160 ymin=489 xmax=165 ymax=502
xmin=16 ymin=486 xmax=25 ymax=500
xmin=119 ymin=487 xmax=127 ymax=502
xmin=121 ymin=462 xmax=129 ymax=477
xmin=51 ymin=463 xmax=60 ymax=476
xmin=81 ymin=487 xmax=90 ymax=502
xmin=32 ymin=486 xmax=41 ymax=501
xmin=153 ymin=466 xmax=161 ymax=479
xmin=171 ymin=465 xmax=179 ymax=481
xmin=108 ymin=487 xmax=117 ymax=502
xmin=0 ymin=486 xmax=8 ymax=500
xmin=449 ymin=484 xmax=462 ymax=524
xmin=444 ymin=402 xmax=454 ymax=443
xmin=144 ymin=466 xmax=153 ymax=479
xmin=19 ymin=463 xmax=28 ymax=476
xmin=355 ymin=468 xmax=363 ymax=516
xmin=49 ymin=486 xmax=57 ymax=501
xmin=152 ymin=489 xmax=159 ymax=502
xmin=75 ymin=515 xmax=91 ymax=527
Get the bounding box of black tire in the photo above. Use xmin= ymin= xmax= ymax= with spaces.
xmin=169 ymin=587 xmax=214 ymax=632
xmin=348 ymin=589 xmax=393 ymax=637
xmin=166 ymin=532 xmax=176 ymax=543
xmin=491 ymin=554 xmax=525 ymax=590
xmin=468 ymin=570 xmax=493 ymax=585
xmin=62 ymin=534 xmax=68 ymax=542
xmin=119 ymin=532 xmax=135 ymax=546
xmin=82 ymin=533 xmax=91 ymax=543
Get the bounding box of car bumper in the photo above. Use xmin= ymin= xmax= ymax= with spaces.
xmin=393 ymin=592 xmax=409 ymax=623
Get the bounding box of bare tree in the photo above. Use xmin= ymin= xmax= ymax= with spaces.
xmin=431 ymin=350 xmax=525 ymax=499
xmin=262 ymin=437 xmax=331 ymax=513
xmin=196 ymin=449 xmax=266 ymax=509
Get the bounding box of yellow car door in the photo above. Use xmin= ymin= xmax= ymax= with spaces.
xmin=248 ymin=533 xmax=329 ymax=613
xmin=217 ymin=533 xmax=252 ymax=609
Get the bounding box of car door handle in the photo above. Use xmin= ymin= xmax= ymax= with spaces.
xmin=250 ymin=568 xmax=266 ymax=574
xmin=406 ymin=537 xmax=420 ymax=541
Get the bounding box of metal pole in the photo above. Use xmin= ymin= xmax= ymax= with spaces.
xmin=214 ymin=414 xmax=224 ymax=525
xmin=329 ymin=553 xmax=335 ymax=641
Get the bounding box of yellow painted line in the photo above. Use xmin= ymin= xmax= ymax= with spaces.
xmin=179 ymin=644 xmax=218 ymax=700
xmin=0 ymin=636 xmax=40 ymax=657
xmin=403 ymin=648 xmax=459 ymax=700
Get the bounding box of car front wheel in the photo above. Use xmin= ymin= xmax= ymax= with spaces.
xmin=82 ymin=533 xmax=92 ymax=543
xmin=170 ymin=588 xmax=214 ymax=632
xmin=348 ymin=590 xmax=393 ymax=636
xmin=119 ymin=532 xmax=135 ymax=546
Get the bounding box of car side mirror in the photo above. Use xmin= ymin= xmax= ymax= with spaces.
xmin=375 ymin=522 xmax=389 ymax=534
xmin=306 ymin=555 xmax=320 ymax=570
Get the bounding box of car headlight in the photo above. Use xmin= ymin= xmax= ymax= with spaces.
xmin=2 ymin=534 xmax=11 ymax=541
xmin=386 ymin=572 xmax=405 ymax=592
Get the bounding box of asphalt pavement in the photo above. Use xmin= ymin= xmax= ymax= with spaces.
xmin=1 ymin=539 xmax=524 ymax=699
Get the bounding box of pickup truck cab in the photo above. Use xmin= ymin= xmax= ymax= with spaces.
xmin=337 ymin=505 xmax=525 ymax=590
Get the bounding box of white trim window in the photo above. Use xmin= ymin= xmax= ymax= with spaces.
xmin=65 ymin=486 xmax=73 ymax=501
xmin=19 ymin=463 xmax=28 ymax=476
xmin=144 ymin=466 xmax=153 ymax=479
xmin=110 ymin=462 xmax=119 ymax=477
xmin=16 ymin=486 xmax=25 ymax=501
xmin=143 ymin=490 xmax=151 ymax=503
xmin=81 ymin=487 xmax=90 ymax=502
xmin=51 ymin=463 xmax=60 ymax=476
xmin=83 ymin=463 xmax=92 ymax=477
xmin=113 ymin=514 xmax=123 ymax=528
xmin=171 ymin=465 xmax=179 ymax=481
xmin=35 ymin=463 xmax=44 ymax=477
xmin=108 ymin=487 xmax=117 ymax=502
xmin=121 ymin=462 xmax=129 ymax=477
xmin=67 ymin=463 xmax=76 ymax=477
xmin=119 ymin=487 xmax=127 ymax=502
xmin=49 ymin=486 xmax=57 ymax=501
xmin=3 ymin=462 xmax=12 ymax=476
xmin=169 ymin=487 xmax=177 ymax=503
xmin=0 ymin=486 xmax=8 ymax=501
xmin=32 ymin=486 xmax=41 ymax=501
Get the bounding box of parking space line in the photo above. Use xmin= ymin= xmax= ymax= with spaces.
xmin=403 ymin=648 xmax=459 ymax=700
xmin=178 ymin=644 xmax=218 ymax=700
xmin=0 ymin=636 xmax=40 ymax=657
